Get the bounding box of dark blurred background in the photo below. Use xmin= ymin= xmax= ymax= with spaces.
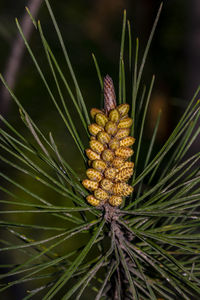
xmin=0 ymin=0 xmax=200 ymax=134
xmin=0 ymin=0 xmax=200 ymax=298
xmin=0 ymin=0 xmax=200 ymax=140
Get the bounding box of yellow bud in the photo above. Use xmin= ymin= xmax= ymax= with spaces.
xmin=115 ymin=147 xmax=133 ymax=159
xmin=86 ymin=168 xmax=103 ymax=182
xmin=120 ymin=136 xmax=135 ymax=147
xmin=109 ymin=138 xmax=120 ymax=150
xmin=105 ymin=121 xmax=118 ymax=136
xmin=109 ymin=109 xmax=120 ymax=122
xmin=117 ymin=103 xmax=130 ymax=116
xmin=115 ymin=167 xmax=133 ymax=182
xmin=118 ymin=118 xmax=133 ymax=129
xmin=82 ymin=179 xmax=99 ymax=191
xmin=95 ymin=113 xmax=108 ymax=127
xmin=86 ymin=195 xmax=100 ymax=206
xmin=112 ymin=157 xmax=125 ymax=169
xmin=101 ymin=149 xmax=114 ymax=162
xmin=94 ymin=188 xmax=109 ymax=201
xmin=104 ymin=167 xmax=117 ymax=180
xmin=90 ymin=108 xmax=103 ymax=119
xmin=97 ymin=131 xmax=110 ymax=144
xmin=113 ymin=182 xmax=133 ymax=196
xmin=109 ymin=195 xmax=123 ymax=206
xmin=88 ymin=123 xmax=103 ymax=136
xmin=85 ymin=149 xmax=101 ymax=160
xmin=100 ymin=178 xmax=113 ymax=191
xmin=119 ymin=161 xmax=134 ymax=170
xmin=115 ymin=128 xmax=130 ymax=139
xmin=89 ymin=140 xmax=104 ymax=154
xmin=92 ymin=159 xmax=107 ymax=172
xmin=88 ymin=160 xmax=92 ymax=166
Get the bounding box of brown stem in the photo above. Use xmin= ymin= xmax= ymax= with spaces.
xmin=104 ymin=75 xmax=117 ymax=115
xmin=103 ymin=208 xmax=135 ymax=299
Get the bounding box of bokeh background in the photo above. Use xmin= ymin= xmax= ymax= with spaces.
xmin=1 ymin=0 xmax=200 ymax=150
xmin=0 ymin=0 xmax=200 ymax=298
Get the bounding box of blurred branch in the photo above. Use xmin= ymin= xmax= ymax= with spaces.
xmin=0 ymin=0 xmax=43 ymax=116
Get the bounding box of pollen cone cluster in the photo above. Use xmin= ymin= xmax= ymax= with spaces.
xmin=82 ymin=103 xmax=135 ymax=207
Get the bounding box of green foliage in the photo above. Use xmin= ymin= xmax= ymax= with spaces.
xmin=0 ymin=1 xmax=200 ymax=299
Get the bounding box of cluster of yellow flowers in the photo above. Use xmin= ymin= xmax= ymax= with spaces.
xmin=82 ymin=103 xmax=135 ymax=207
